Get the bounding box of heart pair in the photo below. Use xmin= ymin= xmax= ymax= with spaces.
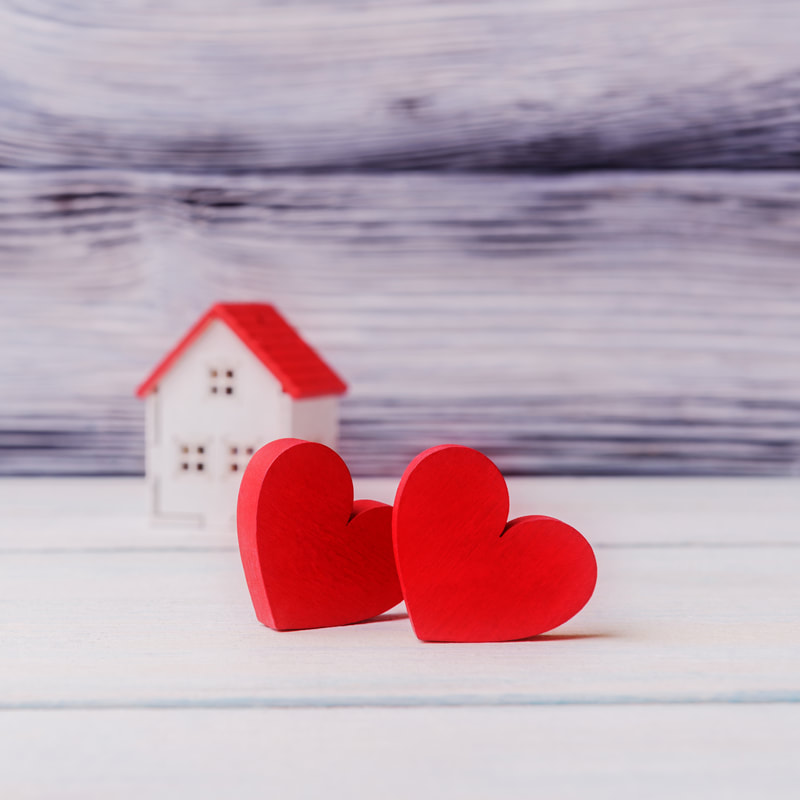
xmin=237 ymin=439 xmax=597 ymax=642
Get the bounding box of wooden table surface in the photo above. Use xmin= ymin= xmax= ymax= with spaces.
xmin=2 ymin=476 xmax=799 ymax=798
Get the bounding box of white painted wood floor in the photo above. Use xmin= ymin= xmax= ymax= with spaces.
xmin=2 ymin=477 xmax=799 ymax=799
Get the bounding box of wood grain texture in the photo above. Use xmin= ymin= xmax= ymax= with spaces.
xmin=2 ymin=477 xmax=798 ymax=797
xmin=2 ymin=478 xmax=799 ymax=710
xmin=3 ymin=169 xmax=800 ymax=476
xmin=1 ymin=1 xmax=800 ymax=171
xmin=4 ymin=1 xmax=800 ymax=477
xmin=4 ymin=476 xmax=800 ymax=549
xmin=4 ymin=706 xmax=800 ymax=800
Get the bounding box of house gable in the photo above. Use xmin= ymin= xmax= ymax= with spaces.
xmin=136 ymin=303 xmax=347 ymax=400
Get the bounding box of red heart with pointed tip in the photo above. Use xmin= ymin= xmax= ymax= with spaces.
xmin=393 ymin=445 xmax=597 ymax=642
xmin=237 ymin=438 xmax=402 ymax=631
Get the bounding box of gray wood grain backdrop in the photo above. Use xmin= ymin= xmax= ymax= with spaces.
xmin=2 ymin=0 xmax=800 ymax=477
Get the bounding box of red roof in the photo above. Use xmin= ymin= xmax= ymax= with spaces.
xmin=136 ymin=303 xmax=347 ymax=399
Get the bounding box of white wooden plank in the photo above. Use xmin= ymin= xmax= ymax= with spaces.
xmin=2 ymin=540 xmax=798 ymax=706
xmin=2 ymin=705 xmax=799 ymax=800
xmin=2 ymin=477 xmax=797 ymax=796
xmin=3 ymin=170 xmax=800 ymax=477
xmin=2 ymin=1 xmax=800 ymax=170
xmin=2 ymin=478 xmax=800 ymax=549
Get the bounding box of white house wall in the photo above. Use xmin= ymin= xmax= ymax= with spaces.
xmin=289 ymin=396 xmax=339 ymax=450
xmin=148 ymin=319 xmax=293 ymax=527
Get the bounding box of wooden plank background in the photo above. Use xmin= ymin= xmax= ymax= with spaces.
xmin=2 ymin=0 xmax=800 ymax=477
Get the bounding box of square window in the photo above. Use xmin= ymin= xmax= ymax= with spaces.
xmin=209 ymin=366 xmax=236 ymax=396
xmin=178 ymin=444 xmax=209 ymax=475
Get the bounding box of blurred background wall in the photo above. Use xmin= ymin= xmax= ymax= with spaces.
xmin=2 ymin=0 xmax=800 ymax=477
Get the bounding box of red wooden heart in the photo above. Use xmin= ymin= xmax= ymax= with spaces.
xmin=237 ymin=438 xmax=402 ymax=631
xmin=393 ymin=445 xmax=597 ymax=642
